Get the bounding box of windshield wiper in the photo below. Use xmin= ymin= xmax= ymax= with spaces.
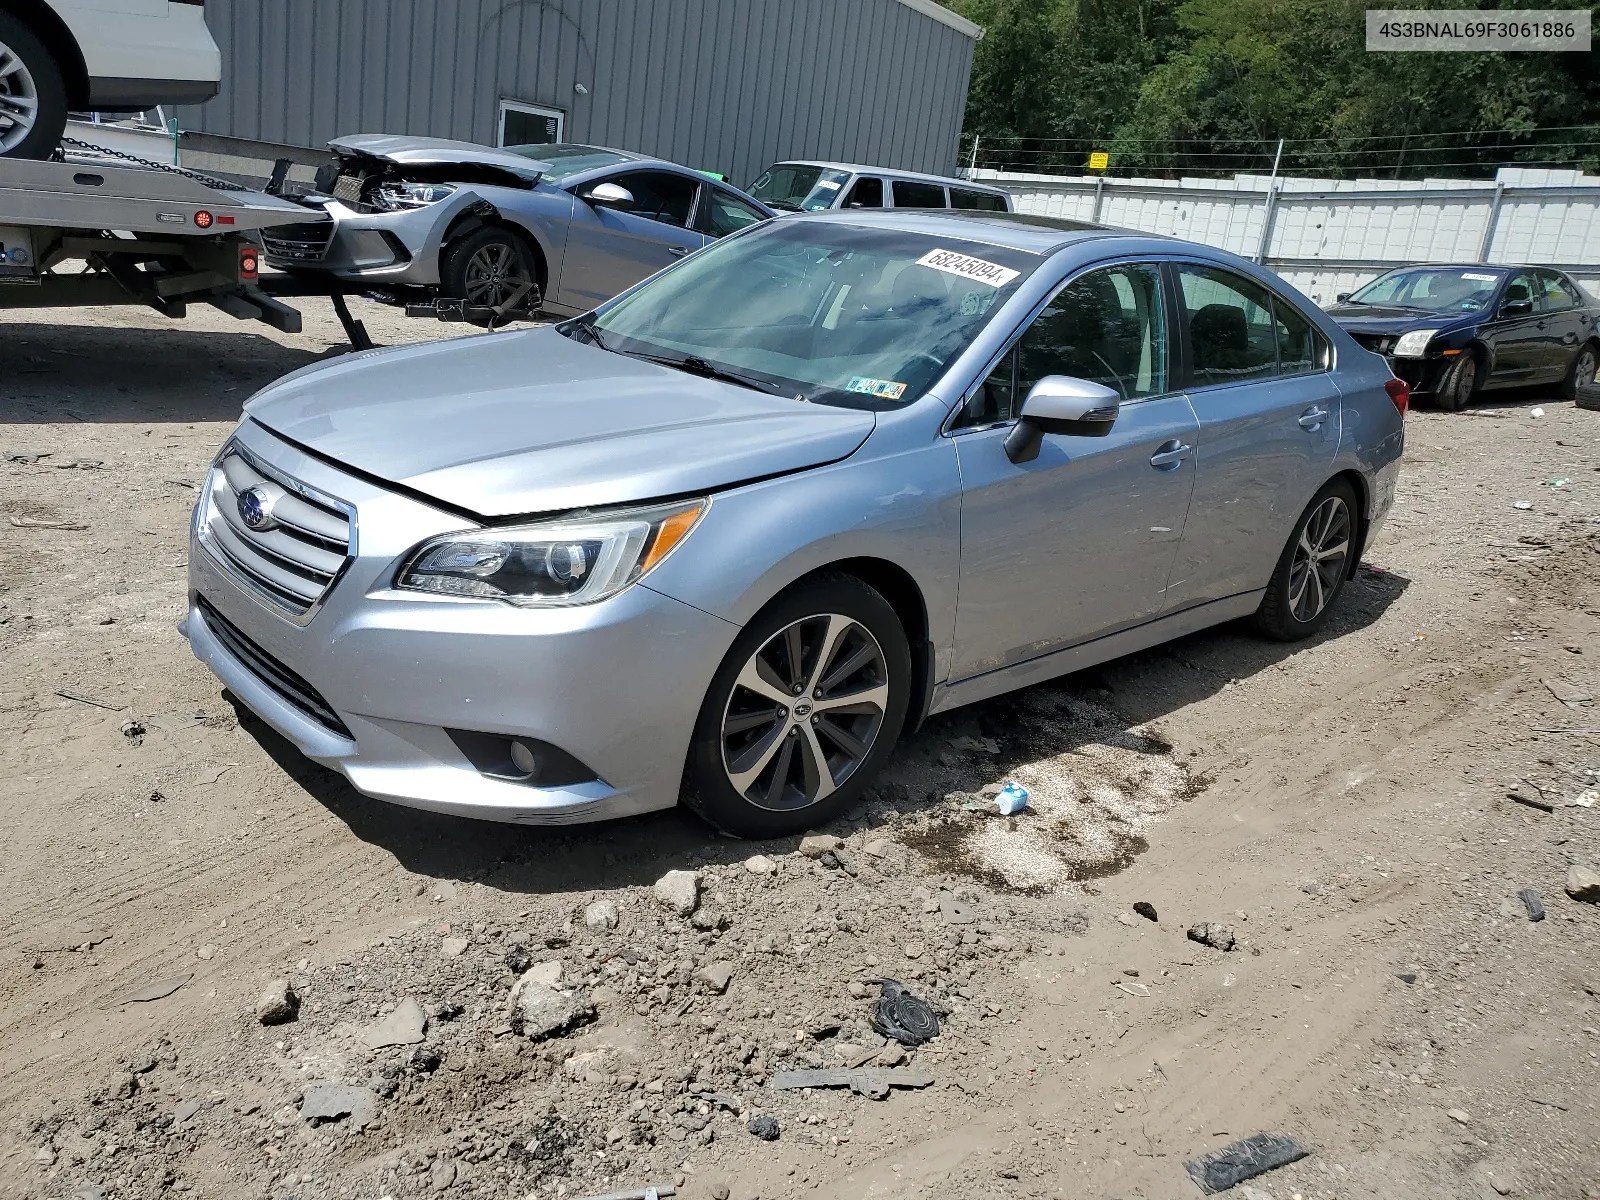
xmin=564 ymin=316 xmax=611 ymax=351
xmin=631 ymin=350 xmax=782 ymax=394
xmin=764 ymin=199 xmax=803 ymax=212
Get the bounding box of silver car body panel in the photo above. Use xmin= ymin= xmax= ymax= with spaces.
xmin=191 ymin=212 xmax=1402 ymax=825
xmin=265 ymin=140 xmax=769 ymax=316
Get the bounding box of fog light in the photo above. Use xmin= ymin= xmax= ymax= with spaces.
xmin=508 ymin=740 xmax=538 ymax=777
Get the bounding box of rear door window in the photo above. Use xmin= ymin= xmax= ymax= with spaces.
xmin=892 ymin=180 xmax=947 ymax=209
xmin=1271 ymin=296 xmax=1330 ymax=376
xmin=951 ymin=187 xmax=1007 ymax=212
xmin=1175 ymin=265 xmax=1277 ymax=387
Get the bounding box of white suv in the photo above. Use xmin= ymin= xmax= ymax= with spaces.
xmin=0 ymin=0 xmax=221 ymax=158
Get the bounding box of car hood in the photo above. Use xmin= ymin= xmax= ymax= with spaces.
xmin=328 ymin=134 xmax=549 ymax=180
xmin=1325 ymin=304 xmax=1481 ymax=334
xmin=243 ymin=329 xmax=876 ymax=518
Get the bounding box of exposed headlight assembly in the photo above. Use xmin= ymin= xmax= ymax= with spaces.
xmin=373 ymin=181 xmax=457 ymax=211
xmin=1391 ymin=329 xmax=1440 ymax=358
xmin=396 ymin=498 xmax=707 ymax=607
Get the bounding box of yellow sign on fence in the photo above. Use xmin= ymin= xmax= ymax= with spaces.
xmin=1088 ymin=151 xmax=1109 ymax=171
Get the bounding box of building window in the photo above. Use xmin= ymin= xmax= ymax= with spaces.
xmin=498 ymin=100 xmax=564 ymax=147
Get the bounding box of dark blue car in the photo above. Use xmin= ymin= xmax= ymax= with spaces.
xmin=1326 ymin=264 xmax=1599 ymax=410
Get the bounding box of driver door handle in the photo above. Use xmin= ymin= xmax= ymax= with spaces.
xmin=1298 ymin=406 xmax=1329 ymax=430
xmin=669 ymin=245 xmax=690 ymax=257
xmin=1149 ymin=439 xmax=1192 ymax=469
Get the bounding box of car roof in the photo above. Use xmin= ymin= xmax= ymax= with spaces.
xmin=773 ymin=161 xmax=1010 ymax=193
xmin=796 ymin=208 xmax=1132 ymax=253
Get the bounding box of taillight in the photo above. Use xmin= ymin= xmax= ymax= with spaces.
xmin=239 ymin=245 xmax=258 ymax=280
xmin=1384 ymin=377 xmax=1409 ymax=416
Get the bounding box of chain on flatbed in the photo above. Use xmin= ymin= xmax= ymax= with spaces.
xmin=56 ymin=135 xmax=250 ymax=193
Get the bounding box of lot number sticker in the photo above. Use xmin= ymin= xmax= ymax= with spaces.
xmin=917 ymin=249 xmax=1019 ymax=289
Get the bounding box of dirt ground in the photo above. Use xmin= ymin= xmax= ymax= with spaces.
xmin=1 ymin=295 xmax=1597 ymax=1200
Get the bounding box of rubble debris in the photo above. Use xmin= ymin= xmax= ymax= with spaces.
xmin=870 ymin=979 xmax=941 ymax=1046
xmin=1447 ymin=1108 xmax=1471 ymax=1124
xmin=653 ymin=870 xmax=701 ymax=916
xmin=1507 ymin=789 xmax=1555 ymax=813
xmin=770 ymin=1067 xmax=935 ymax=1099
xmin=512 ymin=980 xmax=595 ymax=1040
xmin=505 ymin=945 xmax=535 ymax=974
xmin=255 ymin=978 xmax=299 ymax=1025
xmin=119 ymin=718 xmax=146 ymax=744
xmin=114 ymin=973 xmax=191 ymax=1005
xmin=1518 ymin=889 xmax=1546 ymax=921
xmin=1183 ymin=1132 xmax=1311 ymax=1194
xmin=359 ymin=997 xmax=427 ymax=1049
xmin=1186 ymin=923 xmax=1237 ymax=952
xmin=696 ymin=961 xmax=735 ymax=993
xmin=799 ymin=834 xmax=842 ymax=858
xmin=10 ymin=515 xmax=88 ymax=530
xmin=584 ymin=898 xmax=620 ymax=932
xmin=747 ymin=1115 xmax=781 ymax=1140
xmin=1133 ymin=901 xmax=1158 ymax=922
xmin=54 ymin=688 xmax=123 ymax=711
xmin=574 ymin=1188 xmax=679 ymax=1200
xmin=1565 ymin=864 xmax=1600 ymax=903
xmin=299 ymin=1082 xmax=376 ymax=1129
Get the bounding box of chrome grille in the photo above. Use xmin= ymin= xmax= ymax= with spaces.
xmin=199 ymin=447 xmax=353 ymax=620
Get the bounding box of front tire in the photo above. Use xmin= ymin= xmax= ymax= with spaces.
xmin=439 ymin=226 xmax=540 ymax=326
xmin=1252 ymin=479 xmax=1359 ymax=642
xmin=1436 ymin=352 xmax=1479 ymax=411
xmin=683 ymin=575 xmax=911 ymax=838
xmin=0 ymin=14 xmax=69 ymax=160
xmin=1561 ymin=342 xmax=1598 ymax=402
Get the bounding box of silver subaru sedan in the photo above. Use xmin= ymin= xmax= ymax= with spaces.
xmin=186 ymin=211 xmax=1404 ymax=838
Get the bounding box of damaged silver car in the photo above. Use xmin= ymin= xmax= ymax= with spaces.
xmin=262 ymin=137 xmax=773 ymax=321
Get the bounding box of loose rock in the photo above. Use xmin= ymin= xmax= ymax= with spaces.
xmin=584 ymin=898 xmax=620 ymax=932
xmin=743 ymin=854 xmax=777 ymax=875
xmin=1133 ymin=901 xmax=1158 ymax=922
xmin=359 ymin=997 xmax=427 ymax=1049
xmin=255 ymin=979 xmax=299 ymax=1026
xmin=1565 ymin=864 xmax=1600 ymax=903
xmin=799 ymin=834 xmax=842 ymax=859
xmin=697 ymin=961 xmax=735 ymax=993
xmin=1447 ymin=1108 xmax=1471 ymax=1125
xmin=429 ymin=1157 xmax=458 ymax=1191
xmin=1187 ymin=923 xmax=1237 ymax=952
xmin=748 ymin=1115 xmax=781 ymax=1140
xmin=654 ymin=870 xmax=701 ymax=916
xmin=299 ymin=1082 xmax=376 ymax=1129
xmin=440 ymin=937 xmax=470 ymax=958
xmin=512 ymin=981 xmax=595 ymax=1040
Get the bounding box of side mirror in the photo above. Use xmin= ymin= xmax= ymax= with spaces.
xmin=1003 ymin=375 xmax=1121 ymax=464
xmin=1335 ymin=292 xmax=1351 ymax=303
xmin=1501 ymin=297 xmax=1533 ymax=317
xmin=582 ymin=182 xmax=634 ymax=208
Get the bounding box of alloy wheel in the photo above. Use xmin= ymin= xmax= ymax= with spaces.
xmin=0 ymin=39 xmax=39 ymax=153
xmin=1577 ymin=348 xmax=1598 ymax=390
xmin=720 ymin=613 xmax=890 ymax=812
xmin=1287 ymin=495 xmax=1351 ymax=623
xmin=462 ymin=242 xmax=530 ymax=308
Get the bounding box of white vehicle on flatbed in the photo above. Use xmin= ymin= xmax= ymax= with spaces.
xmin=2 ymin=0 xmax=221 ymax=159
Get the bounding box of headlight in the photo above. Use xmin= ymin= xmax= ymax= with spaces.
xmin=373 ymin=181 xmax=457 ymax=211
xmin=1391 ymin=329 xmax=1440 ymax=358
xmin=395 ymin=498 xmax=707 ymax=607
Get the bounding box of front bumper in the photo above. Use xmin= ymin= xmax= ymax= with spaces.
xmin=1382 ymin=355 xmax=1452 ymax=396
xmin=261 ymin=197 xmax=454 ymax=287
xmin=184 ymin=423 xmax=738 ymax=824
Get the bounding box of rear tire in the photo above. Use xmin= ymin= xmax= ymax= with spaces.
xmin=0 ymin=13 xmax=69 ymax=161
xmin=1560 ymin=342 xmax=1597 ymax=402
xmin=1251 ymin=478 xmax=1359 ymax=642
xmin=438 ymin=226 xmax=541 ymax=326
xmin=1436 ymin=352 xmax=1479 ymax=411
xmin=683 ymin=575 xmax=911 ymax=839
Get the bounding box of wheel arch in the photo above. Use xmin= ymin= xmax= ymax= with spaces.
xmin=441 ymin=204 xmax=550 ymax=298
xmin=753 ymin=557 xmax=935 ymax=736
xmin=1 ymin=0 xmax=89 ymax=107
xmin=1331 ymin=468 xmax=1371 ymax=580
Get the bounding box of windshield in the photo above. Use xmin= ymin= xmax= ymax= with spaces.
xmin=507 ymin=143 xmax=634 ymax=182
xmin=1347 ymin=267 xmax=1506 ymax=312
xmin=748 ymin=164 xmax=854 ymax=212
xmin=573 ymin=220 xmax=1040 ymax=409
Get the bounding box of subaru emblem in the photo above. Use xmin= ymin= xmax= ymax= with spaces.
xmin=237 ymin=486 xmax=278 ymax=531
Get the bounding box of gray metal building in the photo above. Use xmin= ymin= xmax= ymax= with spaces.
xmin=177 ymin=0 xmax=981 ymax=190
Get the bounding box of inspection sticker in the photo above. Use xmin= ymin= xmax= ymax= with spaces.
xmin=1461 ymin=271 xmax=1501 ymax=281
xmin=917 ymin=248 xmax=1019 ymax=288
xmin=846 ymin=376 xmax=907 ymax=400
